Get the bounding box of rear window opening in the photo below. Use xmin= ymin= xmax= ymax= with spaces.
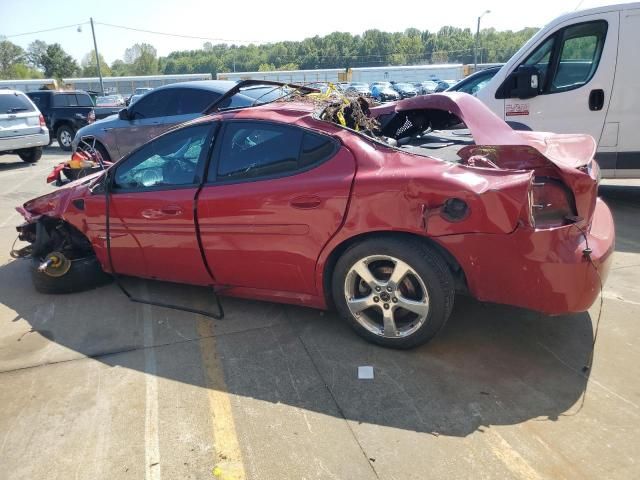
xmin=0 ymin=92 xmax=36 ymax=114
xmin=318 ymin=98 xmax=474 ymax=164
xmin=374 ymin=108 xmax=473 ymax=163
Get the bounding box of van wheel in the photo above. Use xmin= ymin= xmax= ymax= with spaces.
xmin=31 ymin=255 xmax=112 ymax=294
xmin=332 ymin=237 xmax=454 ymax=349
xmin=18 ymin=147 xmax=42 ymax=163
xmin=56 ymin=125 xmax=75 ymax=151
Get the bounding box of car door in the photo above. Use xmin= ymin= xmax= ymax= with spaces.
xmin=197 ymin=120 xmax=356 ymax=296
xmin=113 ymin=89 xmax=176 ymax=159
xmin=501 ymin=13 xmax=618 ymax=141
xmin=85 ymin=123 xmax=215 ymax=285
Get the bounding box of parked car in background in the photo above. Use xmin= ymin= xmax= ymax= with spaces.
xmin=447 ymin=66 xmax=500 ymax=96
xmin=72 ymin=80 xmax=288 ymax=162
xmin=0 ymin=89 xmax=49 ymax=163
xmin=345 ymin=82 xmax=371 ymax=97
xmin=127 ymin=93 xmax=145 ymax=105
xmin=26 ymin=90 xmax=95 ymax=151
xmin=371 ymin=84 xmax=400 ymax=102
xmin=434 ymin=80 xmax=455 ymax=92
xmin=96 ymin=95 xmax=126 ymax=107
xmin=16 ymin=85 xmax=614 ymax=349
xmin=418 ymin=80 xmax=439 ymax=94
xmin=392 ymin=82 xmax=418 ymax=98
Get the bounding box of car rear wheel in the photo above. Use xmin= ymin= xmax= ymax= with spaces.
xmin=56 ymin=125 xmax=74 ymax=151
xmin=18 ymin=147 xmax=42 ymax=163
xmin=332 ymin=237 xmax=454 ymax=349
xmin=30 ymin=255 xmax=112 ymax=294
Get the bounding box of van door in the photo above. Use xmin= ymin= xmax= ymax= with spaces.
xmin=601 ymin=7 xmax=640 ymax=178
xmin=498 ymin=12 xmax=619 ymax=143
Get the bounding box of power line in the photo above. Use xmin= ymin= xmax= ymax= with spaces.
xmin=94 ymin=21 xmax=263 ymax=45
xmin=3 ymin=22 xmax=88 ymax=38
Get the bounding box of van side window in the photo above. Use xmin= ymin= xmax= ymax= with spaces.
xmin=551 ymin=21 xmax=607 ymax=92
xmin=511 ymin=20 xmax=608 ymax=96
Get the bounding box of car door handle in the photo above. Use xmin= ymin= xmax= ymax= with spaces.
xmin=161 ymin=205 xmax=183 ymax=215
xmin=141 ymin=206 xmax=183 ymax=219
xmin=290 ymin=196 xmax=322 ymax=209
xmin=589 ymin=89 xmax=604 ymax=111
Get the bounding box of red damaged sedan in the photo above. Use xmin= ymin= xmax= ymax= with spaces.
xmin=13 ymin=82 xmax=614 ymax=348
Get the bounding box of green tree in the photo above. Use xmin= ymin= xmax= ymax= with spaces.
xmin=110 ymin=59 xmax=131 ymax=76
xmin=124 ymin=43 xmax=158 ymax=75
xmin=0 ymin=40 xmax=25 ymax=78
xmin=81 ymin=51 xmax=112 ymax=77
xmin=40 ymin=43 xmax=79 ymax=78
xmin=26 ymin=40 xmax=48 ymax=70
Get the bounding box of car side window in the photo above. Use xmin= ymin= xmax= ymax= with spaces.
xmin=129 ymin=90 xmax=173 ymax=119
xmin=76 ymin=94 xmax=94 ymax=107
xmin=550 ymin=21 xmax=607 ymax=92
xmin=209 ymin=122 xmax=337 ymax=182
xmin=52 ymin=94 xmax=70 ymax=107
xmin=523 ymin=35 xmax=556 ymax=90
xmin=167 ymin=89 xmax=219 ymax=116
xmin=113 ymin=124 xmax=211 ymax=191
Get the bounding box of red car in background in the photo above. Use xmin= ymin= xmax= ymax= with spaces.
xmin=14 ymin=82 xmax=614 ymax=348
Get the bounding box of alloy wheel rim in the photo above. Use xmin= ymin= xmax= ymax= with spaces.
xmin=60 ymin=131 xmax=72 ymax=146
xmin=344 ymin=254 xmax=430 ymax=339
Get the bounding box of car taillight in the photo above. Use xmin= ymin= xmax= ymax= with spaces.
xmin=39 ymin=114 xmax=45 ymax=127
xmin=530 ymin=177 xmax=576 ymax=229
xmin=88 ymin=109 xmax=95 ymax=123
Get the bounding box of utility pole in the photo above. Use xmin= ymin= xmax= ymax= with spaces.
xmin=90 ymin=17 xmax=105 ymax=96
xmin=474 ymin=10 xmax=491 ymax=72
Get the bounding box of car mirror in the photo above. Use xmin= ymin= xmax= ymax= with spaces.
xmin=118 ymin=108 xmax=130 ymax=121
xmin=509 ymin=65 xmax=540 ymax=99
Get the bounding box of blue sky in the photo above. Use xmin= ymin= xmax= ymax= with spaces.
xmin=0 ymin=0 xmax=635 ymax=64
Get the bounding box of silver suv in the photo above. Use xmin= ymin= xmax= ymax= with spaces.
xmin=0 ymin=89 xmax=49 ymax=163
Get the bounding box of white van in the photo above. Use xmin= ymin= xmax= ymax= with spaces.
xmin=476 ymin=2 xmax=640 ymax=178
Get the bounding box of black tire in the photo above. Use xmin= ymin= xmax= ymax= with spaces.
xmin=332 ymin=236 xmax=455 ymax=349
xmin=93 ymin=141 xmax=111 ymax=162
xmin=31 ymin=255 xmax=112 ymax=294
xmin=18 ymin=147 xmax=42 ymax=163
xmin=56 ymin=124 xmax=75 ymax=151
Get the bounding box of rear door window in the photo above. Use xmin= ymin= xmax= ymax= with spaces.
xmin=167 ymin=89 xmax=219 ymax=115
xmin=76 ymin=93 xmax=94 ymax=107
xmin=52 ymin=94 xmax=74 ymax=107
xmin=0 ymin=92 xmax=36 ymax=113
xmin=210 ymin=121 xmax=337 ymax=182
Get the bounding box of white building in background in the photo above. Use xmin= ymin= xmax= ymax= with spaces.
xmin=62 ymin=73 xmax=212 ymax=95
xmin=217 ymin=68 xmax=345 ymax=83
xmin=0 ymin=78 xmax=58 ymax=92
xmin=350 ymin=64 xmax=464 ymax=83
xmin=217 ymin=64 xmax=466 ymax=84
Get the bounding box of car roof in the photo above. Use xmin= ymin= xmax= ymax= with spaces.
xmin=153 ymin=80 xmax=238 ymax=94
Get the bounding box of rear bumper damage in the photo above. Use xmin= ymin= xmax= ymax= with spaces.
xmin=436 ymin=198 xmax=614 ymax=314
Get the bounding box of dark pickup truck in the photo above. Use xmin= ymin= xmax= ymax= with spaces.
xmin=26 ymin=90 xmax=96 ymax=151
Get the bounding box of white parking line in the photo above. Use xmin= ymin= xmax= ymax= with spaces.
xmin=143 ymin=298 xmax=162 ymax=480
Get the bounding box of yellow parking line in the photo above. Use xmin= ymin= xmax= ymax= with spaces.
xmin=197 ymin=317 xmax=246 ymax=480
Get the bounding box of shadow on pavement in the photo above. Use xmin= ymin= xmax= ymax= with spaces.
xmin=0 ymin=255 xmax=593 ymax=438
xmin=599 ymin=184 xmax=640 ymax=254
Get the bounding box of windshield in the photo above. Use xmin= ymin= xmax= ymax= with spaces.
xmin=225 ymin=86 xmax=288 ymax=108
xmin=0 ymin=92 xmax=35 ymax=113
xmin=396 ymin=83 xmax=415 ymax=90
